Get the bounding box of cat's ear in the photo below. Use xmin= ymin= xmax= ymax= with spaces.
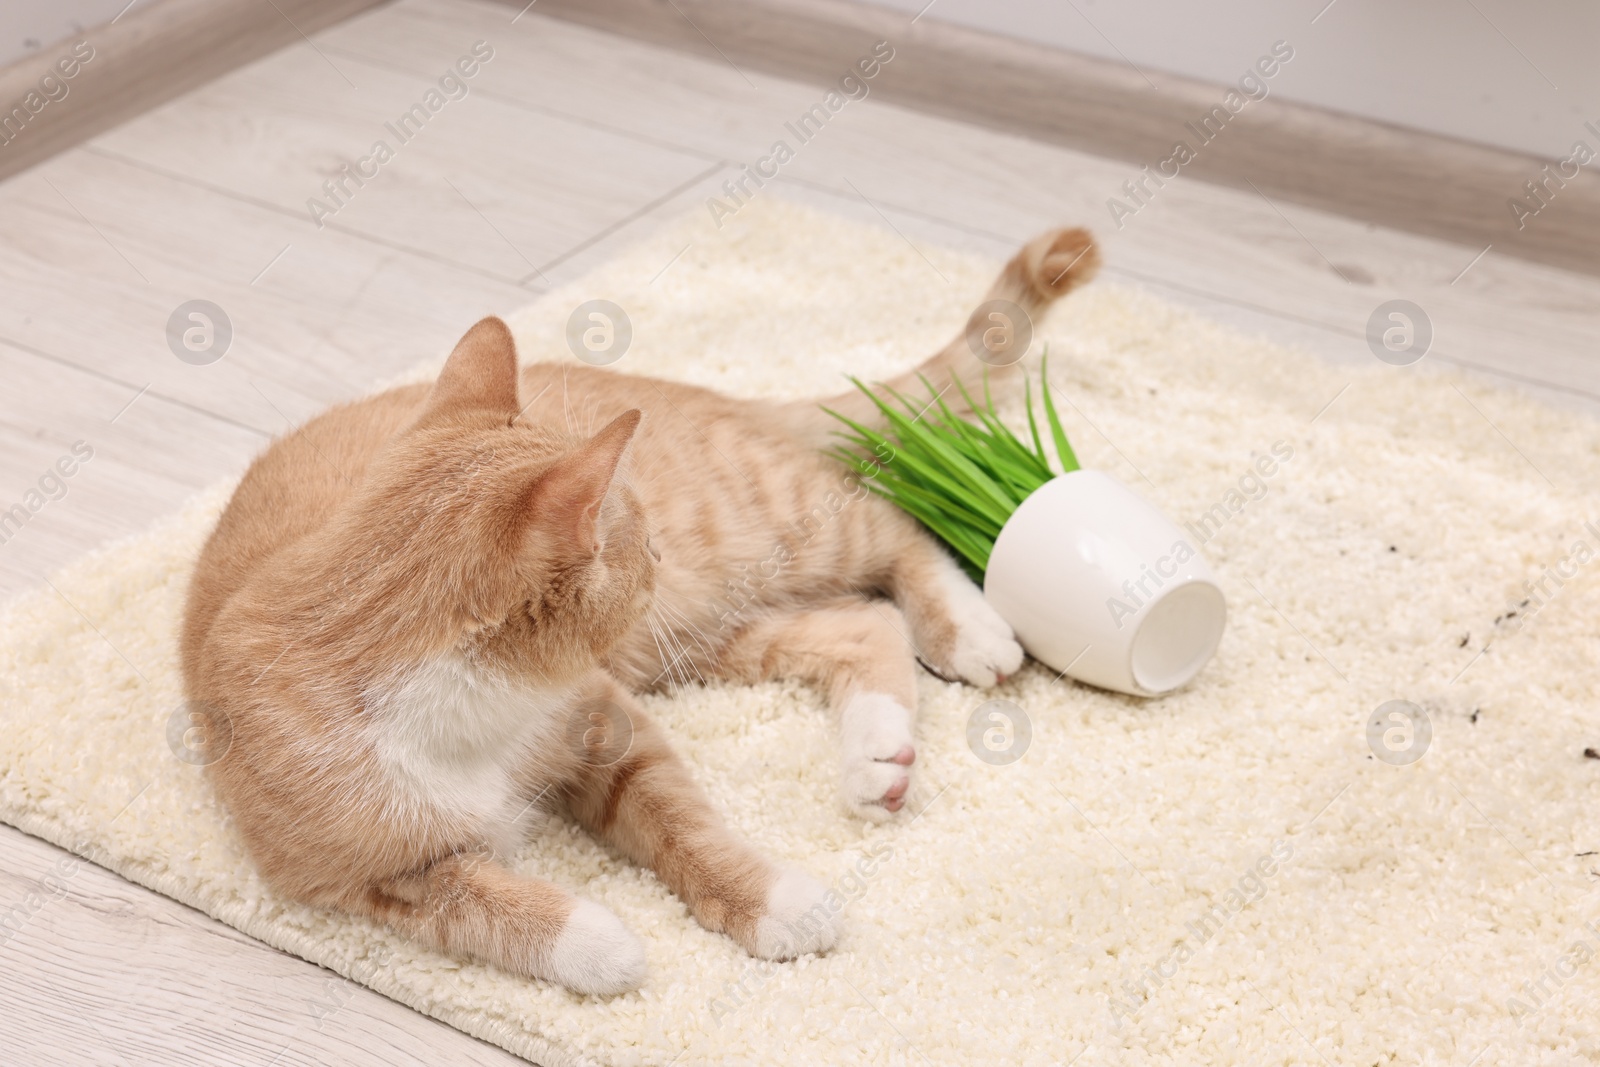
xmin=422 ymin=316 xmax=519 ymax=419
xmin=527 ymin=409 xmax=642 ymax=554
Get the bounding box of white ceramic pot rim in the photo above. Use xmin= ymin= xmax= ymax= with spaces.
xmin=1124 ymin=576 xmax=1227 ymax=694
xmin=982 ymin=469 xmax=1227 ymax=697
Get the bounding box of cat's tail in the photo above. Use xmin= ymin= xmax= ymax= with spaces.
xmin=787 ymin=226 xmax=1101 ymax=447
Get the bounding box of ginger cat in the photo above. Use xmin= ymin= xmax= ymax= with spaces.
xmin=179 ymin=227 xmax=1099 ymax=993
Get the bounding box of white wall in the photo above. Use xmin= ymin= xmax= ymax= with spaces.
xmin=1 ymin=0 xmax=128 ymax=69
xmin=865 ymin=0 xmax=1599 ymax=159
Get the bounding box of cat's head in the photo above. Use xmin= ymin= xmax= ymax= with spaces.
xmin=354 ymin=317 xmax=655 ymax=679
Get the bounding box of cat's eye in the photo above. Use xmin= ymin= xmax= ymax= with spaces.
xmin=646 ymin=538 xmax=661 ymax=562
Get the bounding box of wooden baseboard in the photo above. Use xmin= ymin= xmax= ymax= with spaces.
xmin=514 ymin=0 xmax=1600 ymax=277
xmin=0 ymin=0 xmax=386 ymax=183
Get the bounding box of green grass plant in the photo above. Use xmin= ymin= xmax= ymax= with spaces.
xmin=824 ymin=352 xmax=1079 ymax=579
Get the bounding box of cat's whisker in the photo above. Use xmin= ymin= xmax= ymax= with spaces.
xmin=651 ymin=604 xmax=704 ymax=688
xmin=652 ymin=599 xmax=705 ymax=679
xmin=652 ymin=596 xmax=715 ymax=682
xmin=672 ymin=609 xmax=724 ymax=675
xmin=646 ymin=614 xmax=697 ymax=687
xmin=643 ymin=612 xmax=670 ymax=684
xmin=672 ymin=607 xmax=721 ymax=666
xmin=660 ymin=626 xmax=698 ymax=688
xmin=561 ymin=366 xmax=574 ymax=434
xmin=579 ymin=397 xmax=601 ymax=438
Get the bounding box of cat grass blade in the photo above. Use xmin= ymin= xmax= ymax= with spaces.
xmin=899 ymin=387 xmax=1038 ymax=503
xmin=1023 ymin=375 xmax=1049 ymax=470
xmin=857 ymin=436 xmax=1012 ymax=527
xmin=861 ymin=478 xmax=995 ymax=568
xmin=980 ymin=371 xmax=1055 ymax=479
xmin=949 ymin=373 xmax=1053 ymax=485
xmin=1039 ymin=353 xmax=1080 ymax=473
xmin=868 ymin=396 xmax=1018 ymax=514
xmin=877 ymin=476 xmax=1003 ymax=538
xmin=824 ymin=363 xmax=1081 ymax=578
xmin=856 ymin=385 xmax=1017 ymax=521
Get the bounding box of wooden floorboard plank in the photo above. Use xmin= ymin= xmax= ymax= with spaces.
xmin=0 ymin=146 xmax=533 ymax=465
xmin=86 ymin=36 xmax=721 ymax=287
xmin=0 ymin=0 xmax=387 ymax=184
xmin=0 ymin=346 xmax=265 ymax=599
xmin=318 ymin=0 xmax=815 ymax=163
xmin=0 ymin=826 xmax=529 ymax=1067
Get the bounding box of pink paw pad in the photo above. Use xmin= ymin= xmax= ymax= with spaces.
xmin=881 ymin=776 xmax=910 ymax=811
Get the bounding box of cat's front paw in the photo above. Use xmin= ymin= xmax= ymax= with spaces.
xmin=945 ymin=599 xmax=1024 ymax=688
xmin=927 ymin=571 xmax=1024 ymax=688
xmin=546 ymin=900 xmax=647 ymax=995
xmin=839 ymin=691 xmax=917 ymax=820
xmin=751 ymin=867 xmax=839 ymax=958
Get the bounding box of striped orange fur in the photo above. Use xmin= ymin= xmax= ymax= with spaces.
xmin=179 ymin=227 xmax=1100 ymax=992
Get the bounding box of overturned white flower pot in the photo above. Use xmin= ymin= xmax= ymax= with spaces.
xmin=983 ymin=469 xmax=1226 ymax=696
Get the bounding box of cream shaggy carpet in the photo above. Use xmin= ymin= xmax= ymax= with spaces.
xmin=2 ymin=198 xmax=1598 ymax=1067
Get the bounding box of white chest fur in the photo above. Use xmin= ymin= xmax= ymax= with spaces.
xmin=366 ymin=654 xmax=573 ymax=843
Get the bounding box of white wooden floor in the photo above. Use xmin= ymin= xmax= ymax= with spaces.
xmin=1 ymin=1 xmax=1596 ymax=1063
